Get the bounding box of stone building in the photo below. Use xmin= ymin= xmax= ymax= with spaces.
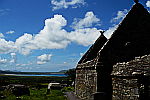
xmin=111 ymin=55 xmax=150 ymax=100
xmin=75 ymin=1 xmax=150 ymax=100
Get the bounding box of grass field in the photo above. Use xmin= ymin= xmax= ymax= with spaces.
xmin=1 ymin=86 xmax=69 ymax=100
xmin=0 ymin=75 xmax=73 ymax=100
xmin=0 ymin=74 xmax=67 ymax=86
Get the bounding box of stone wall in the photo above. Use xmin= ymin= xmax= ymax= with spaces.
xmin=75 ymin=60 xmax=97 ymax=100
xmin=112 ymin=55 xmax=150 ymax=100
xmin=112 ymin=77 xmax=139 ymax=99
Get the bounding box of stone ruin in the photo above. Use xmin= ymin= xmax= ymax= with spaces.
xmin=112 ymin=55 xmax=150 ymax=99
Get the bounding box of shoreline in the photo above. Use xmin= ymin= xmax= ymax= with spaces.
xmin=1 ymin=74 xmax=67 ymax=77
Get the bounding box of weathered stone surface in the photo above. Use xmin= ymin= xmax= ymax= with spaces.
xmin=112 ymin=55 xmax=150 ymax=100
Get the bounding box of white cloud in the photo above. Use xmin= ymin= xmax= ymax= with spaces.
xmin=9 ymin=59 xmax=15 ymax=63
xmin=37 ymin=54 xmax=52 ymax=64
xmin=0 ymin=39 xmax=16 ymax=54
xmin=68 ymin=28 xmax=101 ymax=46
xmin=27 ymin=61 xmax=32 ymax=65
xmin=71 ymin=11 xmax=100 ymax=29
xmin=37 ymin=54 xmax=52 ymax=61
xmin=16 ymin=64 xmax=20 ymax=66
xmin=9 ymin=53 xmax=17 ymax=63
xmin=15 ymin=33 xmax=33 ymax=48
xmin=146 ymin=1 xmax=150 ymax=8
xmin=22 ymin=12 xmax=100 ymax=55
xmin=63 ymin=61 xmax=67 ymax=64
xmin=21 ymin=64 xmax=26 ymax=66
xmin=0 ymin=12 xmax=101 ymax=56
xmin=15 ymin=33 xmax=34 ymax=56
xmin=34 ymin=15 xmax=71 ymax=50
xmin=0 ymin=57 xmax=7 ymax=64
xmin=11 ymin=53 xmax=16 ymax=57
xmin=110 ymin=9 xmax=127 ymax=23
xmin=6 ymin=30 xmax=15 ymax=34
xmin=104 ymin=9 xmax=128 ymax=39
xmin=51 ymin=0 xmax=86 ymax=11
xmin=104 ymin=24 xmax=118 ymax=39
xmin=69 ymin=11 xmax=101 ymax=46
xmin=80 ymin=53 xmax=83 ymax=56
xmin=0 ymin=33 xmax=5 ymax=38
xmin=37 ymin=61 xmax=46 ymax=65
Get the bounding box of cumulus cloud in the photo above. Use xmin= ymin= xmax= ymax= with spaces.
xmin=20 ymin=12 xmax=100 ymax=55
xmin=0 ymin=11 xmax=101 ymax=56
xmin=15 ymin=33 xmax=34 ymax=56
xmin=6 ymin=30 xmax=15 ymax=34
xmin=51 ymin=0 xmax=86 ymax=11
xmin=104 ymin=24 xmax=118 ymax=39
xmin=11 ymin=53 xmax=16 ymax=57
xmin=0 ymin=57 xmax=7 ymax=64
xmin=104 ymin=9 xmax=127 ymax=39
xmin=37 ymin=54 xmax=52 ymax=61
xmin=71 ymin=11 xmax=100 ymax=29
xmin=37 ymin=61 xmax=46 ymax=65
xmin=146 ymin=1 xmax=150 ymax=8
xmin=0 ymin=33 xmax=5 ymax=38
xmin=37 ymin=54 xmax=52 ymax=64
xmin=34 ymin=15 xmax=71 ymax=50
xmin=68 ymin=28 xmax=100 ymax=46
xmin=9 ymin=53 xmax=17 ymax=63
xmin=0 ymin=39 xmax=15 ymax=54
xmin=110 ymin=9 xmax=127 ymax=23
xmin=69 ymin=11 xmax=101 ymax=46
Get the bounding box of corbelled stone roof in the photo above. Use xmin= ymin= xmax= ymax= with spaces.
xmin=78 ymin=32 xmax=107 ymax=64
xmin=97 ymin=2 xmax=150 ymax=63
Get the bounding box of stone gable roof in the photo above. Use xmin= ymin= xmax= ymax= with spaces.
xmin=78 ymin=32 xmax=107 ymax=64
xmin=97 ymin=2 xmax=150 ymax=63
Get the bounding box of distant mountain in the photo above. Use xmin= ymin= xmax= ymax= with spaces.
xmin=4 ymin=70 xmax=11 ymax=72
xmin=0 ymin=70 xmax=21 ymax=74
xmin=59 ymin=70 xmax=67 ymax=73
xmin=12 ymin=70 xmax=21 ymax=72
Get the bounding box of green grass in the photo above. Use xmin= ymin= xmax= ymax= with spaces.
xmin=0 ymin=75 xmax=67 ymax=86
xmin=63 ymin=86 xmax=75 ymax=92
xmin=1 ymin=87 xmax=68 ymax=100
xmin=0 ymin=75 xmax=69 ymax=100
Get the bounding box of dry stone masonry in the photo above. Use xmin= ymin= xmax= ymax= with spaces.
xmin=111 ymin=55 xmax=150 ymax=99
xmin=76 ymin=60 xmax=97 ymax=99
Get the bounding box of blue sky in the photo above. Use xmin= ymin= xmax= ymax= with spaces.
xmin=0 ymin=0 xmax=150 ymax=72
